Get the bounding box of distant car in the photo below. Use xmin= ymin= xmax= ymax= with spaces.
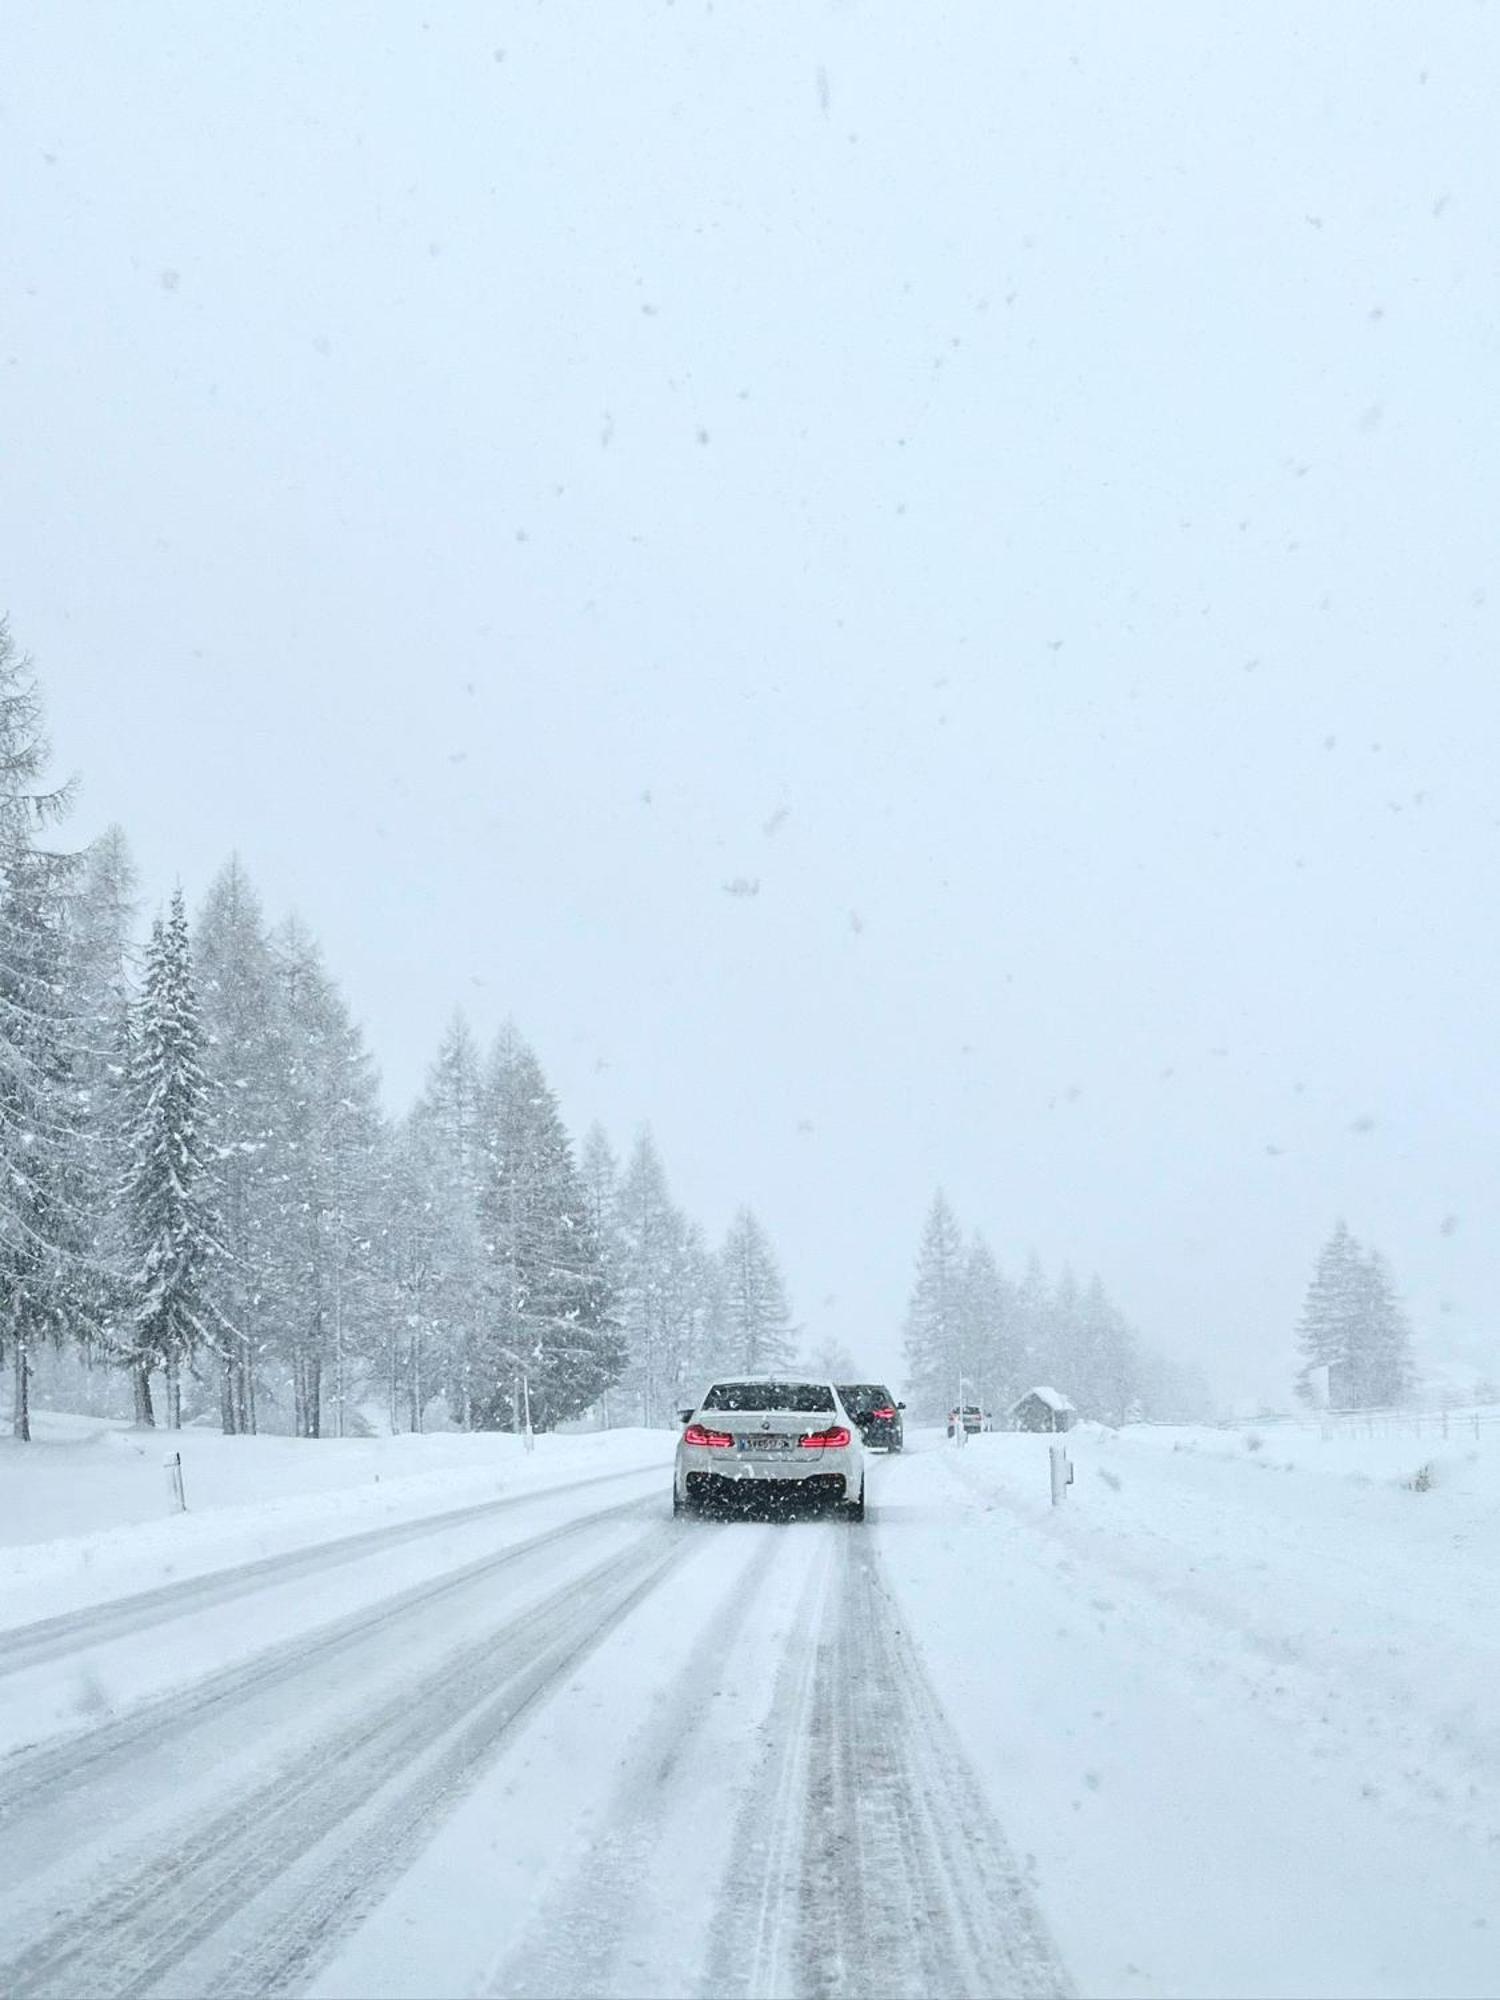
xmin=674 ymin=1377 xmax=866 ymax=1521
xmin=947 ymin=1404 xmax=986 ymax=1437
xmin=837 ymin=1383 xmax=905 ymax=1452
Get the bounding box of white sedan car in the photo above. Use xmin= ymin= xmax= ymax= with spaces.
xmin=674 ymin=1377 xmax=867 ymax=1521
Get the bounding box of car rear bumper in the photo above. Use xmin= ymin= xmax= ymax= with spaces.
xmin=684 ymin=1469 xmax=850 ymax=1507
xmin=860 ymin=1421 xmax=902 ymax=1449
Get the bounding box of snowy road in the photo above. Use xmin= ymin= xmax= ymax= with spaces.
xmin=0 ymin=1444 xmax=1069 ymax=2000
xmin=2 ymin=1427 xmax=1494 ymax=1998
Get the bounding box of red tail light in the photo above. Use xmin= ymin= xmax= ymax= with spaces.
xmin=801 ymin=1425 xmax=852 ymax=1449
xmin=871 ymin=1406 xmax=895 ymax=1420
xmin=682 ymin=1421 xmax=734 ymax=1449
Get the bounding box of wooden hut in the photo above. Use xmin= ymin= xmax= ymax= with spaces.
xmin=1008 ymin=1386 xmax=1077 ymax=1433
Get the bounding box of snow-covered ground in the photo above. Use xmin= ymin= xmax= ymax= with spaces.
xmin=884 ymin=1421 xmax=1500 ymax=2000
xmin=0 ymin=1413 xmax=1496 ymax=1997
xmin=0 ymin=1411 xmax=668 ymax=1624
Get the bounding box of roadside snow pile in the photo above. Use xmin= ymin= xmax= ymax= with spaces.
xmin=945 ymin=1418 xmax=1500 ymax=1629
xmin=940 ymin=1417 xmax=1500 ymax=1854
xmin=883 ymin=1426 xmax=1500 ymax=1999
xmin=0 ymin=1412 xmax=673 ymax=1630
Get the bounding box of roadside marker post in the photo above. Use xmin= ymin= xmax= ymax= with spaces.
xmin=1049 ymin=1444 xmax=1073 ymax=1506
xmin=165 ymin=1451 xmax=187 ymax=1513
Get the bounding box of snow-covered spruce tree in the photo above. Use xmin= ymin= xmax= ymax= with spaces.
xmin=1295 ymin=1220 xmax=1367 ymax=1407
xmin=661 ymin=1214 xmax=718 ymax=1406
xmin=1045 ymin=1264 xmax=1085 ymax=1404
xmin=901 ymin=1190 xmax=967 ymax=1419
xmin=957 ymin=1231 xmax=1018 ymax=1417
xmin=382 ymin=1016 xmax=485 ymax=1432
xmin=1011 ymin=1251 xmax=1053 ymax=1391
xmin=120 ymin=891 xmax=229 ymax=1429
xmin=263 ymin=918 xmax=384 ymax=1439
xmin=472 ymin=1028 xmax=623 ymax=1431
xmin=717 ymin=1206 xmax=796 ymax=1376
xmin=0 ymin=623 xmax=90 ymax=1440
xmin=1 ymin=853 xmax=92 ymax=1438
xmin=63 ymin=827 xmax=140 ymax=1361
xmin=379 ymin=1106 xmax=450 ymax=1433
xmin=578 ymin=1122 xmax=627 ymax=1423
xmin=195 ymin=857 xmax=290 ymax=1433
xmin=614 ymin=1128 xmax=684 ymax=1426
xmin=1350 ymin=1248 xmax=1415 ymax=1410
xmin=579 ymin=1123 xmax=623 ymax=1266
xmin=1073 ymin=1273 xmax=1138 ymax=1423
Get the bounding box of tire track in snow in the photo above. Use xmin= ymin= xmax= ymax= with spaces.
xmin=711 ymin=1528 xmax=1073 ymax=2000
xmin=0 ymin=1462 xmax=660 ymax=1676
xmin=485 ymin=1522 xmax=797 ymax=2000
xmin=0 ymin=1520 xmax=691 ymax=1999
xmin=0 ymin=1492 xmax=658 ymax=1843
xmin=707 ymin=1544 xmax=833 ymax=2000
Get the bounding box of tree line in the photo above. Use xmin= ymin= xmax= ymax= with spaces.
xmin=0 ymin=620 xmax=797 ymax=1439
xmin=900 ymin=1190 xmax=1216 ymax=1425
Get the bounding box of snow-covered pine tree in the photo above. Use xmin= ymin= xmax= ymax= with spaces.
xmin=577 ymin=1122 xmax=632 ymax=1425
xmin=957 ymin=1231 xmax=1018 ymax=1418
xmin=472 ymin=1029 xmax=622 ymax=1431
xmin=1011 ymin=1251 xmax=1052 ymax=1391
xmin=120 ymin=891 xmax=228 ymax=1428
xmin=1350 ymin=1248 xmax=1415 ymax=1410
xmin=195 ymin=857 xmax=287 ymax=1433
xmin=614 ymin=1128 xmax=683 ymax=1425
xmin=379 ymin=1106 xmax=447 ymax=1432
xmin=380 ymin=1015 xmax=486 ymax=1432
xmin=0 ymin=623 xmax=88 ymax=1439
xmin=901 ymin=1191 xmax=967 ymax=1419
xmin=264 ymin=918 xmax=384 ymax=1438
xmin=660 ymin=1215 xmax=718 ymax=1407
xmin=63 ymin=827 xmax=139 ymax=1357
xmin=579 ymin=1123 xmax=622 ymax=1255
xmin=717 ymin=1206 xmax=796 ymax=1376
xmin=0 ymin=852 xmax=91 ymax=1438
xmin=1047 ymin=1264 xmax=1085 ymax=1405
xmin=405 ymin=1012 xmax=485 ymax=1428
xmin=1071 ymin=1273 xmax=1138 ymax=1423
xmin=1295 ymin=1220 xmax=1366 ymax=1407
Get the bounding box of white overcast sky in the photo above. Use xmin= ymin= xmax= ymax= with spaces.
xmin=4 ymin=2 xmax=1498 ymax=1405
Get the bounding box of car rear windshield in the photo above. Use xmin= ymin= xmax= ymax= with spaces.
xmin=702 ymin=1380 xmax=835 ymax=1412
xmin=838 ymin=1384 xmax=893 ymax=1412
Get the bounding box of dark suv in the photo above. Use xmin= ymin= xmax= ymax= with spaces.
xmin=837 ymin=1383 xmax=905 ymax=1452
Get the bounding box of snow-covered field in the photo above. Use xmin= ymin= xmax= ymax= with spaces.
xmin=0 ymin=1412 xmax=668 ymax=1623
xmin=0 ymin=1412 xmax=1496 ymax=1998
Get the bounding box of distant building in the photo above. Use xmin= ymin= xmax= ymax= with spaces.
xmin=1008 ymin=1386 xmax=1077 ymax=1433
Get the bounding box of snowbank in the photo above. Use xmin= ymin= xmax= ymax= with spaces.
xmin=0 ymin=1412 xmax=674 ymax=1629
xmin=881 ymin=1422 xmax=1500 ymax=1998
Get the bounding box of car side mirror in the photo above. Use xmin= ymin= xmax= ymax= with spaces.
xmin=898 ymin=1402 xmax=906 ymax=1410
xmin=678 ymin=1408 xmax=696 ymax=1425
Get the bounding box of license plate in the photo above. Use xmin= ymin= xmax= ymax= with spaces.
xmin=738 ymin=1434 xmax=791 ymax=1452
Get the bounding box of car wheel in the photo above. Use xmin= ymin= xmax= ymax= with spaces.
xmin=845 ymin=1485 xmax=866 ymax=1523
